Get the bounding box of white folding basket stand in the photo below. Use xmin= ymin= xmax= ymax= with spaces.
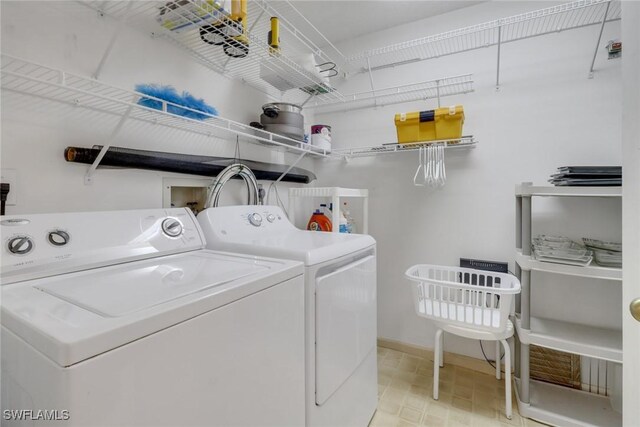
xmin=405 ymin=264 xmax=522 ymax=420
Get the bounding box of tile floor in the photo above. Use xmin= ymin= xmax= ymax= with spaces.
xmin=372 ymin=347 xmax=547 ymax=427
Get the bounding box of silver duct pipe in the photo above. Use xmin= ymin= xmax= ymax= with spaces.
xmin=206 ymin=163 xmax=260 ymax=208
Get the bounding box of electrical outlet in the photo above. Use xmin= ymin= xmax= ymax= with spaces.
xmin=0 ymin=169 xmax=17 ymax=206
xmin=460 ymin=258 xmax=509 ymax=273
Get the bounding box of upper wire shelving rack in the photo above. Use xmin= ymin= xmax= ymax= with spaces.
xmin=83 ymin=0 xmax=347 ymax=105
xmin=0 ymin=54 xmax=333 ymax=173
xmin=347 ymin=0 xmax=621 ymax=77
xmin=307 ymin=74 xmax=474 ymax=113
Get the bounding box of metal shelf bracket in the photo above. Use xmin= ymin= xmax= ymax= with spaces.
xmin=84 ymin=103 xmax=134 ymax=185
xmin=588 ymin=1 xmax=611 ymax=79
xmin=93 ymin=1 xmax=133 ymax=80
xmin=274 ymin=152 xmax=307 ymax=184
xmin=366 ymin=57 xmax=377 ymax=107
xmin=496 ymin=25 xmax=502 ymax=91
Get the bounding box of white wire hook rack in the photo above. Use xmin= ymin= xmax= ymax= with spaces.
xmin=347 ymin=0 xmax=621 ymax=86
xmin=0 ymin=54 xmax=336 ymax=182
xmin=306 ymin=74 xmax=474 ymax=113
xmin=81 ymin=0 xmax=347 ymax=105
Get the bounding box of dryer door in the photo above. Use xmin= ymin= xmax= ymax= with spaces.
xmin=315 ymin=255 xmax=376 ymax=405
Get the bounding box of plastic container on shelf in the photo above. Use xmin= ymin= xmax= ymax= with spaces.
xmin=394 ymin=105 xmax=464 ymax=144
xmin=157 ymin=0 xmax=228 ymax=33
xmin=328 ymin=203 xmax=349 ymax=233
xmin=311 ymin=134 xmax=332 ymax=152
xmin=307 ymin=208 xmax=332 ymax=232
xmin=343 ymin=202 xmax=356 ymax=234
xmin=338 ymin=210 xmax=348 ymax=233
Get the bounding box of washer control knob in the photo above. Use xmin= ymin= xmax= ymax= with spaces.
xmin=266 ymin=214 xmax=276 ymax=223
xmin=248 ymin=213 xmax=263 ymax=227
xmin=162 ymin=218 xmax=183 ymax=237
xmin=8 ymin=236 xmax=34 ymax=255
xmin=48 ymin=230 xmax=70 ymax=247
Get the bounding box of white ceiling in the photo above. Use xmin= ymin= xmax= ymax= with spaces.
xmin=281 ymin=1 xmax=484 ymax=45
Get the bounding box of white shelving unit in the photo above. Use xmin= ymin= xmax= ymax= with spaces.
xmin=0 ymin=54 xmax=336 ymax=183
xmin=333 ymin=136 xmax=477 ymax=158
xmin=514 ymin=182 xmax=623 ymax=427
xmin=288 ymin=187 xmax=368 ymax=234
xmin=83 ymin=0 xmax=347 ymax=105
xmin=306 ymin=74 xmax=474 ymax=113
xmin=347 ymin=0 xmax=621 ymax=86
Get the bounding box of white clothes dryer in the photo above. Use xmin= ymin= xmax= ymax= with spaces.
xmin=198 ymin=205 xmax=377 ymax=427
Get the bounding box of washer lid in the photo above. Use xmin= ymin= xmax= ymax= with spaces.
xmin=1 ymin=250 xmax=303 ymax=367
xmin=35 ymin=252 xmax=266 ymax=317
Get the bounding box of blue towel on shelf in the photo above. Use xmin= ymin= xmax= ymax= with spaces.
xmin=135 ymin=84 xmax=218 ymax=120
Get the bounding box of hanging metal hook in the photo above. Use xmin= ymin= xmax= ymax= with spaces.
xmin=440 ymin=144 xmax=447 ymax=186
xmin=413 ymin=147 xmax=425 ymax=186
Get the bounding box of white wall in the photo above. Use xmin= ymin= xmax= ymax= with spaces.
xmin=0 ymin=1 xmax=315 ymax=214
xmin=314 ymin=2 xmax=623 ymax=360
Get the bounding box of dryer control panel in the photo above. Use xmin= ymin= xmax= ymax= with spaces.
xmin=1 ymin=208 xmax=205 ymax=285
xmin=199 ymin=205 xmax=295 ymax=235
xmin=243 ymin=209 xmax=288 ymax=228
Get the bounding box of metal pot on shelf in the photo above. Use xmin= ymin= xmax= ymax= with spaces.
xmin=250 ymin=102 xmax=305 ymax=142
xmin=261 ymin=102 xmax=302 ymax=117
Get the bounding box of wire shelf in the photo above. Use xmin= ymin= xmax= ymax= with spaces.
xmin=307 ymin=74 xmax=473 ymax=113
xmin=333 ymin=136 xmax=477 ymax=158
xmin=82 ymin=0 xmax=346 ymax=104
xmin=347 ymin=0 xmax=622 ymax=72
xmin=0 ymin=54 xmax=333 ymax=158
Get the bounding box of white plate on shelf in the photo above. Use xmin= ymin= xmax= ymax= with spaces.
xmin=582 ymin=238 xmax=622 ymax=252
xmin=533 ymin=254 xmax=593 ymax=267
xmin=533 ymin=248 xmax=592 ymax=258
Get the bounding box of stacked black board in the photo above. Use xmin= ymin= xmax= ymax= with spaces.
xmin=549 ymin=166 xmax=621 ymax=186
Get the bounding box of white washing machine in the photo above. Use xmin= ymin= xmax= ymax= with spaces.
xmin=1 ymin=208 xmax=305 ymax=427
xmin=198 ymin=205 xmax=378 ymax=427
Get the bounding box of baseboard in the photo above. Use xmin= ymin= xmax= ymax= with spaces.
xmin=377 ymin=337 xmax=499 ymax=377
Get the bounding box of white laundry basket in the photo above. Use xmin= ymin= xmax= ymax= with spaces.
xmin=405 ymin=264 xmax=521 ymax=333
